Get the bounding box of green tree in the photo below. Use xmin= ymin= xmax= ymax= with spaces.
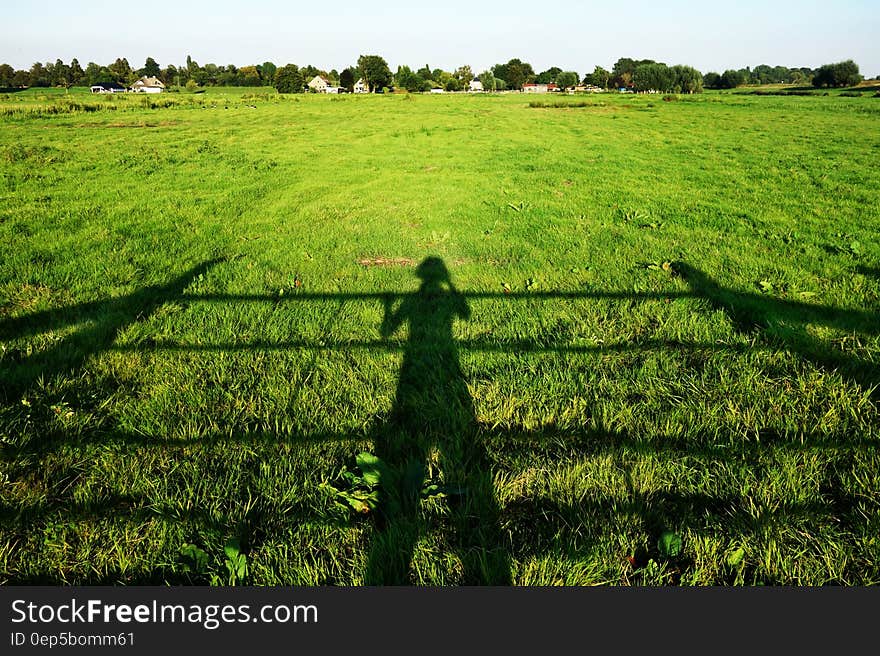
xmin=633 ymin=62 xmax=674 ymax=92
xmin=260 ymin=62 xmax=277 ymax=84
xmin=339 ymin=67 xmax=356 ymax=92
xmin=670 ymin=65 xmax=703 ymax=93
xmin=792 ymin=67 xmax=813 ymax=85
xmin=274 ymin=64 xmax=304 ymax=93
xmin=357 ymin=54 xmax=392 ymax=92
xmin=207 ymin=63 xmax=222 ymax=85
xmin=29 ymin=62 xmax=50 ymax=87
xmin=612 ymin=57 xmax=656 ymax=88
xmin=239 ymin=65 xmax=262 ymax=86
xmin=703 ymin=72 xmax=721 ymax=89
xmin=0 ymin=63 xmax=14 ymax=87
xmin=69 ymin=58 xmax=84 ymax=85
xmin=301 ymin=65 xmax=324 ymax=81
xmin=12 ymin=69 xmax=30 ymax=87
xmin=536 ymin=67 xmax=562 ymax=84
xmin=813 ymin=60 xmax=862 ymax=88
xmin=217 ymin=65 xmax=238 ymax=86
xmin=503 ymin=58 xmax=535 ymax=89
xmin=586 ymin=65 xmax=611 ymax=88
xmin=108 ymin=57 xmax=133 ymax=84
xmin=52 ymin=59 xmax=71 ymax=87
xmin=479 ymin=70 xmax=496 ymax=91
xmin=141 ymin=57 xmax=160 ymax=77
xmin=186 ymin=55 xmax=198 ymax=77
xmin=445 ymin=77 xmax=461 ymax=92
xmin=454 ymin=65 xmax=473 ymax=86
xmin=162 ymin=64 xmax=180 ymax=86
xmin=491 ymin=63 xmax=508 ymax=85
xmin=719 ymin=69 xmax=745 ymax=89
xmin=555 ymin=71 xmax=579 ymax=90
xmin=395 ymin=66 xmax=423 ymax=92
xmin=437 ymin=70 xmax=455 ymax=87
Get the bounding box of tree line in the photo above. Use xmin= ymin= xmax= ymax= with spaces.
xmin=703 ymin=61 xmax=863 ymax=89
xmin=0 ymin=55 xmax=866 ymax=93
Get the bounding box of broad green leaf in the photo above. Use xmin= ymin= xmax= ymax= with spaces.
xmin=421 ymin=484 xmax=446 ymax=498
xmin=658 ymin=531 xmax=683 ymax=557
xmin=356 ymin=452 xmax=386 ymax=487
xmin=224 ymin=537 xmax=241 ymax=560
xmin=179 ymin=543 xmax=208 ymax=572
xmin=727 ymin=547 xmax=745 ymax=567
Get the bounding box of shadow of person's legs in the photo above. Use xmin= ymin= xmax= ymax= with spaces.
xmin=364 ymin=422 xmax=428 ymax=585
xmin=442 ymin=427 xmax=511 ymax=584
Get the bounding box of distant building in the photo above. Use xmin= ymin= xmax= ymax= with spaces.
xmin=130 ymin=76 xmax=165 ymax=93
xmin=353 ymin=78 xmax=369 ymax=93
xmin=90 ymin=82 xmax=126 ymax=94
xmin=468 ymin=79 xmax=483 ymax=92
xmin=308 ymin=75 xmax=330 ymax=92
xmin=308 ymin=75 xmax=343 ymax=93
xmin=429 ymin=88 xmax=445 ymax=94
xmin=522 ymin=83 xmax=558 ymax=93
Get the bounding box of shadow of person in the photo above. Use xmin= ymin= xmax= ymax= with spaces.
xmin=365 ymin=257 xmax=511 ymax=584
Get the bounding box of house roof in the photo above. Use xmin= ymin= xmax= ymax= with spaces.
xmin=132 ymin=76 xmax=165 ymax=88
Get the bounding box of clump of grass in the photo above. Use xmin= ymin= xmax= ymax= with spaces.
xmin=528 ymin=100 xmax=599 ymax=108
xmin=747 ymin=89 xmax=819 ymax=97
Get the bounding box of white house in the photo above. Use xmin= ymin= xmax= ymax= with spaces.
xmin=90 ymin=83 xmax=126 ymax=94
xmin=522 ymin=83 xmax=558 ymax=93
xmin=130 ymin=76 xmax=165 ymax=93
xmin=468 ymin=79 xmax=483 ymax=92
xmin=308 ymin=75 xmax=330 ymax=92
xmin=307 ymin=75 xmax=343 ymax=94
xmin=429 ymin=88 xmax=445 ymax=94
xmin=353 ymin=78 xmax=369 ymax=94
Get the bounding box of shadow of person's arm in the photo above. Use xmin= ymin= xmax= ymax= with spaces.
xmin=380 ymin=293 xmax=404 ymax=339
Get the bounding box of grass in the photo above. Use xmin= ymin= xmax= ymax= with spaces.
xmin=1 ymin=88 xmax=878 ymax=585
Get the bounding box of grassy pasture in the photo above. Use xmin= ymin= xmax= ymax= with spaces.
xmin=1 ymin=89 xmax=878 ymax=585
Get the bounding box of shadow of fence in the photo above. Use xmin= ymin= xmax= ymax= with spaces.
xmin=1 ymin=258 xmax=877 ymax=584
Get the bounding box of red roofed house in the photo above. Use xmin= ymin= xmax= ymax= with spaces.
xmin=522 ymin=83 xmax=558 ymax=93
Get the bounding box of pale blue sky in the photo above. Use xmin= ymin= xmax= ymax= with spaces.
xmin=4 ymin=0 xmax=879 ymax=76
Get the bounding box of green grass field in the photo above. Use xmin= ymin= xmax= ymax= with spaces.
xmin=1 ymin=87 xmax=878 ymax=585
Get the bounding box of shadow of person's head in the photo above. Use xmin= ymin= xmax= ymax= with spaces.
xmin=416 ymin=257 xmax=451 ymax=289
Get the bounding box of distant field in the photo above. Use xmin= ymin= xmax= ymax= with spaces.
xmin=1 ymin=89 xmax=878 ymax=585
